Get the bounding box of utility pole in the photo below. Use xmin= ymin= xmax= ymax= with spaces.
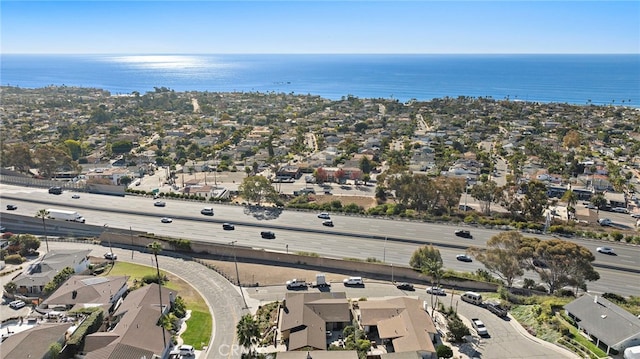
xmin=129 ymin=226 xmax=134 ymax=260
xmin=383 ymin=236 xmax=388 ymax=263
xmin=230 ymin=241 xmax=248 ymax=309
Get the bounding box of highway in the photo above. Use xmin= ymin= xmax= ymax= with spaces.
xmin=1 ymin=184 xmax=639 ymax=297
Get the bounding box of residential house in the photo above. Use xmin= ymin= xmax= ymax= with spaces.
xmin=357 ymin=297 xmax=437 ymax=359
xmin=280 ymin=292 xmax=351 ymax=351
xmin=83 ymin=283 xmax=175 ymax=359
xmin=276 ymin=351 xmax=358 ymax=359
xmin=0 ymin=323 xmax=73 ymax=359
xmin=85 ymin=167 xmax=131 ymax=186
xmin=565 ymin=293 xmax=640 ymax=355
xmin=42 ymin=275 xmax=129 ymax=314
xmin=12 ymin=249 xmax=92 ymax=296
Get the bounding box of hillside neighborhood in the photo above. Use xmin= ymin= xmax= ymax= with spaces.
xmin=2 ymin=86 xmax=640 ymax=359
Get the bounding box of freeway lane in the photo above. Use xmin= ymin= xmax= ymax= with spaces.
xmin=1 ymin=184 xmax=639 ymax=296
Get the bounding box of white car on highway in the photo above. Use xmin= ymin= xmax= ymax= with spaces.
xmin=596 ymin=246 xmax=614 ymax=255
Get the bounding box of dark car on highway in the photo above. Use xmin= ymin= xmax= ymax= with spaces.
xmin=261 ymin=231 xmax=276 ymax=239
xmin=6 ymin=204 xmax=17 ymax=210
xmin=396 ymin=282 xmax=415 ymax=291
xmin=222 ymin=223 xmax=235 ymax=230
xmin=455 ymin=230 xmax=472 ymax=238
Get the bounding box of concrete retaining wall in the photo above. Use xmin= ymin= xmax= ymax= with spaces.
xmin=101 ymin=232 xmax=499 ymax=292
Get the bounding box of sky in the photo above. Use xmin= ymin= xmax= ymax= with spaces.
xmin=1 ymin=1 xmax=639 ymax=54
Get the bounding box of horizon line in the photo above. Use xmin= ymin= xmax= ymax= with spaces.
xmin=2 ymin=52 xmax=639 ymax=56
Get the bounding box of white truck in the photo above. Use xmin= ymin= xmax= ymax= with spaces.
xmin=47 ymin=209 xmax=85 ymax=223
xmin=311 ymin=273 xmax=330 ymax=288
xmin=286 ymin=279 xmax=307 ymax=289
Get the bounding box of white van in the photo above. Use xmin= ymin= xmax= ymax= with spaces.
xmin=461 ymin=291 xmax=483 ymax=305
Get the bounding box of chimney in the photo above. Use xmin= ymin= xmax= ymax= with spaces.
xmin=594 ymin=295 xmax=598 ymax=304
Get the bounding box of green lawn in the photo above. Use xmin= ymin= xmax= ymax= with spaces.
xmin=103 ymin=261 xmax=213 ymax=348
xmin=181 ymin=310 xmax=213 ymax=350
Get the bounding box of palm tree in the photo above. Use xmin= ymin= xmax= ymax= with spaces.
xmin=35 ymin=209 xmax=50 ymax=252
xmin=236 ymin=314 xmax=260 ymax=358
xmin=148 ymin=241 xmax=167 ymax=348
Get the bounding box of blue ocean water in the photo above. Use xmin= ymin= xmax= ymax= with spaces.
xmin=1 ymin=54 xmax=638 ymax=106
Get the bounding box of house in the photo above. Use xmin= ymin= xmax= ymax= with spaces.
xmin=85 ymin=167 xmax=131 ymax=185
xmin=280 ymin=292 xmax=352 ymax=351
xmin=277 ymin=351 xmax=359 ymax=359
xmin=0 ymin=323 xmax=73 ymax=359
xmin=83 ymin=283 xmax=175 ymax=359
xmin=12 ymin=249 xmax=92 ymax=296
xmin=357 ymin=297 xmax=437 ymax=358
xmin=565 ymin=293 xmax=640 ymax=355
xmin=42 ymin=275 xmax=129 ymax=314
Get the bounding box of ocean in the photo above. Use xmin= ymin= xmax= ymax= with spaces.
xmin=1 ymin=54 xmax=638 ymax=107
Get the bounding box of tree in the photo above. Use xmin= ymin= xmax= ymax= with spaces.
xmin=562 ymin=130 xmax=581 ymax=149
xmin=48 ymin=342 xmax=62 ymax=359
xmin=1 ymin=143 xmax=33 ymax=173
xmin=35 ymin=209 xmax=50 ymax=253
xmin=591 ymin=193 xmax=607 ymax=212
xmin=468 ymin=231 xmax=524 ymax=287
xmin=521 ymin=180 xmax=548 ymax=221
xmin=238 ymin=175 xmax=279 ymax=205
xmin=119 ymin=175 xmax=133 ymax=187
xmin=470 ymin=180 xmax=500 ymax=215
xmin=63 ymin=139 xmax=83 ymax=160
xmin=499 ymin=185 xmax=523 ymax=220
xmin=17 ymin=234 xmax=40 ymax=256
xmin=519 ymin=237 xmax=599 ymax=294
xmin=236 ymin=314 xmax=260 ymax=358
xmin=359 ymin=156 xmax=373 ymax=174
xmin=410 ymin=244 xmax=444 ymax=313
xmin=148 ymin=241 xmax=168 ymax=348
xmin=436 ymin=344 xmax=454 ymax=358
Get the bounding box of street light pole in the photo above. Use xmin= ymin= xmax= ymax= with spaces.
xmin=383 ymin=236 xmax=387 ymax=263
xmin=464 ymin=177 xmax=469 ymax=210
xmin=230 ymin=241 xmax=248 ymax=309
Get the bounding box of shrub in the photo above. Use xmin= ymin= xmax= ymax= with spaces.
xmin=4 ymin=254 xmax=24 ymax=264
xmin=436 ymin=344 xmax=454 ymax=358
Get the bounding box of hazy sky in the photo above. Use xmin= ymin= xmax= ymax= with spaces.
xmin=2 ymin=1 xmax=639 ymax=54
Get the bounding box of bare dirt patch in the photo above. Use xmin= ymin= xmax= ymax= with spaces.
xmin=312 ymin=194 xmax=378 ymax=210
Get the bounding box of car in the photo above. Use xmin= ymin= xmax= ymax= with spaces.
xmin=48 ymin=186 xmax=62 ymax=195
xmin=426 ymin=286 xmax=446 ymax=296
xmin=471 ymin=318 xmax=489 ymax=337
xmin=154 ymin=201 xmax=166 ymax=207
xmin=597 ymin=246 xmax=615 ymax=255
xmin=71 ymin=194 xmax=80 ymax=199
xmin=178 ymin=344 xmax=195 ymax=356
xmin=396 ymin=282 xmax=415 ymax=291
xmin=200 ymin=207 xmax=214 ymax=216
xmin=161 ymin=217 xmax=173 ymax=223
xmin=104 ymin=252 xmax=117 ymax=260
xmin=317 ymin=212 xmax=330 ymax=219
xmin=261 ymin=231 xmax=276 ymax=239
xmin=9 ymin=300 xmax=26 ymax=309
xmin=222 ymin=223 xmax=235 ymax=230
xmin=6 ymin=204 xmax=17 ymax=210
xmin=532 ymin=258 xmax=547 ymax=268
xmin=630 ymin=213 xmax=640 ymax=219
xmin=612 ymin=207 xmax=629 ymax=214
xmin=343 ymin=276 xmax=364 ymax=286
xmin=454 ymin=230 xmax=473 ymax=238
xmin=598 ymin=218 xmax=612 ymax=226
xmin=322 ymin=220 xmax=334 ymax=227
xmin=485 ymin=302 xmax=508 ymax=317
xmin=456 ymin=254 xmax=473 ymax=262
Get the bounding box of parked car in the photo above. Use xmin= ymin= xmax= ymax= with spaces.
xmin=471 ymin=318 xmax=489 ymax=337
xmin=322 ymin=220 xmax=334 ymax=227
xmin=426 ymin=286 xmax=446 ymax=296
xmin=598 ymin=218 xmax=612 ymax=226
xmin=395 ymin=282 xmax=415 ymax=291
xmin=154 ymin=201 xmax=166 ymax=207
xmin=456 ymin=254 xmax=473 ymax=262
xmin=343 ymin=276 xmax=364 ymax=286
xmin=317 ymin=212 xmax=331 ymax=219
xmin=104 ymin=252 xmax=117 ymax=260
xmin=222 ymin=223 xmax=235 ymax=230
xmin=9 ymin=300 xmax=26 ymax=309
xmin=200 ymin=207 xmax=214 ymax=216
xmin=612 ymin=207 xmax=629 ymax=214
xmin=161 ymin=217 xmax=173 ymax=223
xmin=485 ymin=302 xmax=508 ymax=317
xmin=596 ymin=246 xmax=615 ymax=255
xmin=630 ymin=212 xmax=640 ymax=219
xmin=6 ymin=204 xmax=17 ymax=210
xmin=261 ymin=231 xmax=276 ymax=239
xmin=454 ymin=230 xmax=472 ymax=238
